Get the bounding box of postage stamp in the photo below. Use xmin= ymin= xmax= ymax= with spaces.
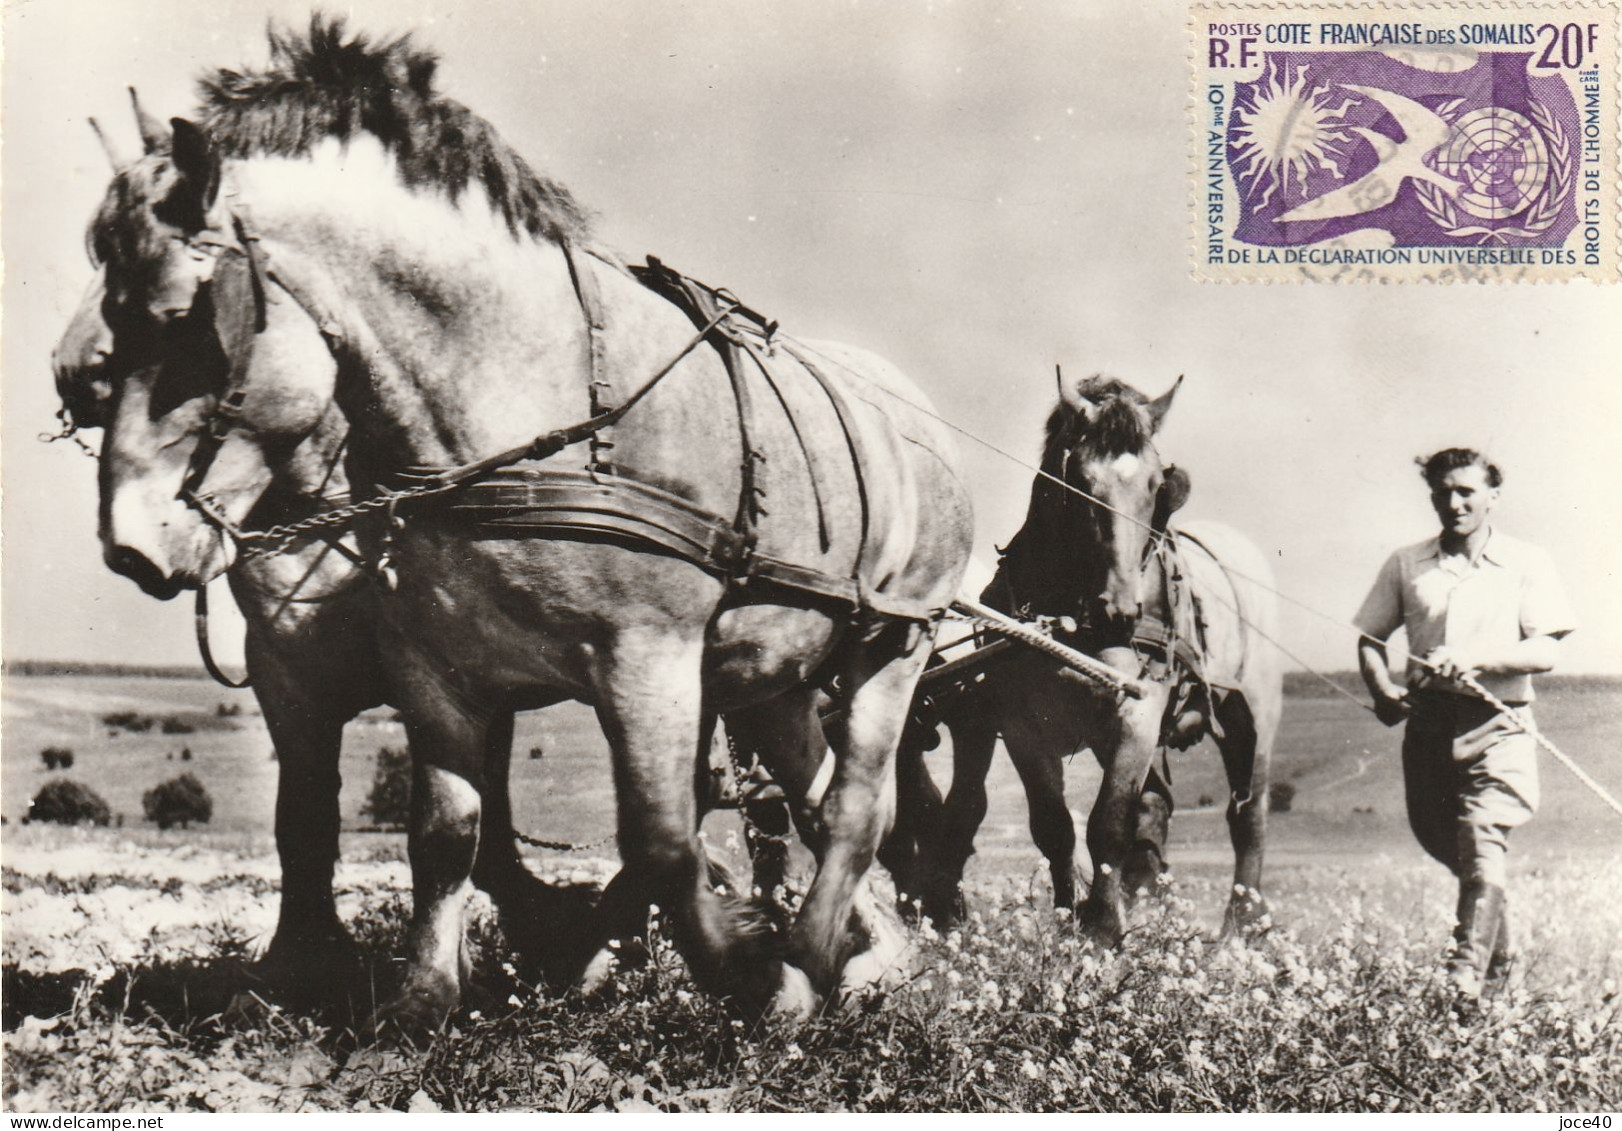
xmin=1192 ymin=2 xmax=1621 ymax=281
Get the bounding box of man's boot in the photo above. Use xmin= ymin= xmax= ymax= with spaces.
xmin=1446 ymin=881 xmax=1506 ymax=1004
xmin=1484 ymin=895 xmax=1514 ymax=985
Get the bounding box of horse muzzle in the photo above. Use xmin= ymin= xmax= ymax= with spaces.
xmin=102 ymin=497 xmax=233 ymax=600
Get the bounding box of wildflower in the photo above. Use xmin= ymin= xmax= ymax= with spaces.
xmin=784 ymin=1043 xmax=804 ymax=1062
xmin=507 ymin=994 xmax=522 ymax=1008
xmin=1021 ymin=1058 xmax=1041 ymax=1080
xmin=467 ymin=1010 xmax=483 ymax=1021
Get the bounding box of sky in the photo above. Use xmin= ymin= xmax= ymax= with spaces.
xmin=3 ymin=0 xmax=1619 ymax=674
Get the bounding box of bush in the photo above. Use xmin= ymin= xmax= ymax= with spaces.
xmin=160 ymin=717 xmax=197 ymax=735
xmin=40 ymin=747 xmax=75 ymax=771
xmin=142 ymin=773 xmax=213 ymax=830
xmin=364 ymin=746 xmax=412 ymax=829
xmin=27 ymin=779 xmax=111 ymax=826
xmin=1269 ymin=780 xmax=1297 ymax=813
xmin=101 ymin=711 xmax=154 ymax=733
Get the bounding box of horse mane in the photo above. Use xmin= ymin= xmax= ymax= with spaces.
xmin=195 ymin=15 xmax=592 ymax=242
xmin=1041 ymin=375 xmax=1153 ymax=468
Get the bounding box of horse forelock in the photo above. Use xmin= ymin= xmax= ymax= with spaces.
xmin=1042 ymin=376 xmax=1154 ymax=472
xmin=194 ymin=13 xmax=591 ymax=244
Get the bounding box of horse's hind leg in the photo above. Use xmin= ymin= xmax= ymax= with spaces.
xmin=1215 ymin=691 xmax=1275 ymax=934
xmin=727 ymin=687 xmax=827 ymax=902
xmin=1123 ymin=763 xmax=1173 ymax=899
xmin=470 ymin=713 xmax=599 ymax=983
xmin=916 ymin=703 xmax=997 ymax=927
xmin=779 ymin=627 xmax=926 ymax=1011
xmin=880 ymin=731 xmax=944 ymax=913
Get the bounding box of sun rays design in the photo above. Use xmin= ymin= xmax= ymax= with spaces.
xmin=1230 ymin=60 xmax=1360 ymax=209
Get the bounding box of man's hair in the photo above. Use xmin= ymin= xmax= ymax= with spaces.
xmin=1416 ymin=447 xmax=1503 ymax=489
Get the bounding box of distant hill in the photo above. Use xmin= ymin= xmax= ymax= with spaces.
xmin=6 ymin=660 xmax=1618 ymax=697
xmin=3 ymin=660 xmax=211 ymax=680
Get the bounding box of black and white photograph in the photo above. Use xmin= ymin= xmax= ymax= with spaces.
xmin=3 ymin=0 xmax=1619 ymax=1114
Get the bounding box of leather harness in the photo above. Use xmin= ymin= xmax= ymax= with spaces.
xmin=182 ymin=226 xmax=941 ymax=627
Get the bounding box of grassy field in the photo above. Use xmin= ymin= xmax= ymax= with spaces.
xmin=3 ymin=670 xmax=1620 ymax=1111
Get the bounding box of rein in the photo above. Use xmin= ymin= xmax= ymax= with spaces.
xmin=194 ymin=583 xmax=250 ymax=688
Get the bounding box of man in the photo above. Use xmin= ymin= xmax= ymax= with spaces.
xmin=1354 ymin=448 xmax=1574 ymax=1001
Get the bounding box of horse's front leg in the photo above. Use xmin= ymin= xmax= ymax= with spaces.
xmin=1216 ymin=691 xmax=1276 ymax=935
xmin=778 ymin=625 xmax=926 ymax=1013
xmin=255 ymin=683 xmax=356 ymax=995
xmin=248 ymin=642 xmax=369 ymax=999
xmin=1080 ymin=658 xmax=1170 ymax=946
xmin=595 ymin=630 xmax=779 ymax=1012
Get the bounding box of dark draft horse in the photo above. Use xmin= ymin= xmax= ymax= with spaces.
xmin=908 ymin=375 xmax=1282 ymax=942
xmin=70 ymin=20 xmax=972 ymax=1025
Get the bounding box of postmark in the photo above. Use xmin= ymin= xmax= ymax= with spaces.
xmin=1192 ymin=3 xmax=1620 ymax=281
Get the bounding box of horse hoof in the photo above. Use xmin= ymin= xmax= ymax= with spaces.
xmin=371 ymin=978 xmax=459 ymax=1044
xmin=841 ymin=884 xmax=909 ymax=995
xmin=1221 ymin=887 xmax=1272 ymax=939
xmin=573 ymin=939 xmax=650 ymax=998
xmin=252 ymin=927 xmax=360 ymax=1001
xmin=771 ymin=964 xmax=822 ymax=1021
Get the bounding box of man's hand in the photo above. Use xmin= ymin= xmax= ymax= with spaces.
xmin=1372 ymin=686 xmax=1410 ymax=727
xmin=1424 ymin=645 xmax=1480 ymax=683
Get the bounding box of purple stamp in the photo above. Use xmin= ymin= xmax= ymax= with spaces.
xmin=1193 ymin=3 xmax=1620 ymax=281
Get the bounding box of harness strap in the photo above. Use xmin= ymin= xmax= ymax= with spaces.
xmin=195 ymin=584 xmax=251 ymax=689
xmin=393 ymin=300 xmax=736 ymax=491
xmin=779 ymin=341 xmax=873 ymax=607
xmin=628 ymin=260 xmax=765 ymax=556
xmin=737 ymin=337 xmax=831 ymax=551
xmin=560 ymin=241 xmax=615 ymax=476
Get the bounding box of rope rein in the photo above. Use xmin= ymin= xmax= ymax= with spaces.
xmin=782 ymin=336 xmax=1622 ymax=824
xmin=1460 ymin=673 xmax=1622 ymax=820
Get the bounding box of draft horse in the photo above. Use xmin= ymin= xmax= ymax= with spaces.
xmin=76 ymin=20 xmax=971 ymax=1025
xmin=54 ymin=252 xmax=591 ymax=996
xmin=910 ymin=375 xmax=1282 ymax=942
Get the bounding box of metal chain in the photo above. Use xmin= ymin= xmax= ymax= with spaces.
xmin=38 ymin=416 xmax=100 ymax=460
xmin=235 ymin=479 xmax=465 ymax=561
xmin=513 ymin=828 xmax=617 ymax=853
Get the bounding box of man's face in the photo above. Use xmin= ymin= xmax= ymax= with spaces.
xmin=1429 ymin=464 xmax=1497 ymax=540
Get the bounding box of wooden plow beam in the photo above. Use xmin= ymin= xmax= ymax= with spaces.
xmin=947 ymin=597 xmax=1148 ymax=700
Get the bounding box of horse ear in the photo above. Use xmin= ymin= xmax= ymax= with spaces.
xmin=1059 ymin=371 xmax=1100 ymax=423
xmin=170 ymin=118 xmax=221 ymax=214
xmin=1154 ymin=464 xmax=1192 ymax=528
xmin=88 ymin=118 xmax=130 ymax=171
xmin=129 ymin=88 xmax=167 ymax=153
xmin=1146 ymin=374 xmax=1183 ymax=434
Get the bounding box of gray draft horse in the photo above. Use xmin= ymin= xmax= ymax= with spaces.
xmin=909 ymin=375 xmax=1282 ymax=943
xmin=52 ymin=260 xmax=592 ymax=996
xmin=73 ymin=20 xmax=971 ymax=1026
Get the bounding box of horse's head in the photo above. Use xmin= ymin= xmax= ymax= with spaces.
xmin=67 ymin=104 xmax=343 ymax=598
xmin=1042 ymin=374 xmax=1188 ymax=629
xmin=88 ymin=94 xmax=231 ymax=332
xmin=53 ymin=274 xmax=117 ymax=428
